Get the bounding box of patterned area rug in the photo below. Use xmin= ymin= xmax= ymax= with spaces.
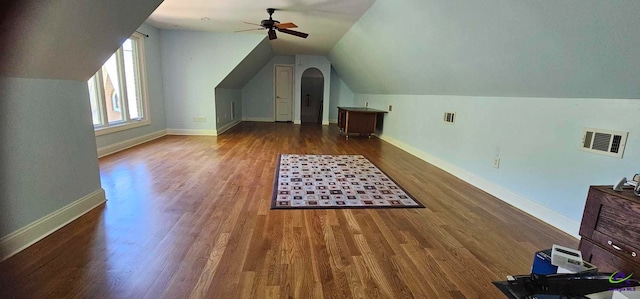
xmin=271 ymin=154 xmax=425 ymax=209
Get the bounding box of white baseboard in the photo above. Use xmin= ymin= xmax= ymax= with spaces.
xmin=293 ymin=120 xmax=301 ymax=125
xmin=166 ymin=129 xmax=217 ymax=136
xmin=242 ymin=117 xmax=274 ymax=122
xmin=329 ymin=119 xmax=338 ymax=124
xmin=378 ymin=134 xmax=581 ymax=239
xmin=322 ymin=120 xmax=330 ymax=125
xmin=216 ymin=120 xmax=241 ymax=135
xmin=0 ymin=188 xmax=107 ymax=261
xmin=97 ymin=129 xmax=167 ymax=158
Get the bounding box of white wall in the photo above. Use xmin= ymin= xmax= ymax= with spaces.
xmin=95 ymin=23 xmax=167 ymax=148
xmin=160 ymin=30 xmax=264 ymax=132
xmin=329 ymin=68 xmax=354 ymax=123
xmin=0 ymin=78 xmax=104 ymax=237
xmin=241 ymin=55 xmax=295 ymax=122
xmin=354 ymin=94 xmax=640 ymax=236
xmin=294 ymin=55 xmax=331 ymax=124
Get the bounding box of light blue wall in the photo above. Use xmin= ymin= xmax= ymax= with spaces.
xmin=355 ymin=94 xmax=640 ymax=233
xmin=217 ymin=37 xmax=274 ymax=89
xmin=327 ymin=0 xmax=640 ymax=235
xmin=0 ymin=78 xmax=102 ymax=237
xmin=241 ymin=55 xmax=295 ymax=121
xmin=294 ymin=55 xmax=331 ymax=124
xmin=330 ymin=0 xmax=640 ymax=99
xmin=95 ymin=23 xmax=166 ymax=148
xmin=160 ymin=30 xmax=264 ymax=131
xmin=329 ymin=68 xmax=354 ymax=122
xmin=215 ymin=88 xmax=242 ymax=129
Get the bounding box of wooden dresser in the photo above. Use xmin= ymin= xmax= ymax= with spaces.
xmin=337 ymin=107 xmax=387 ymax=139
xmin=579 ymin=185 xmax=640 ymax=274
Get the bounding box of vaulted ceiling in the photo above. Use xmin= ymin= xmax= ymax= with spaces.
xmin=3 ymin=0 xmax=640 ymax=100
xmin=0 ymin=0 xmax=164 ymax=80
xmin=147 ymin=0 xmax=376 ymax=55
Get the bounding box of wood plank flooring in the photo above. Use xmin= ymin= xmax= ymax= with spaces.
xmin=0 ymin=122 xmax=578 ymax=298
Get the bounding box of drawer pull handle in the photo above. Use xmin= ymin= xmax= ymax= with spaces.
xmin=608 ymin=240 xmax=637 ymax=257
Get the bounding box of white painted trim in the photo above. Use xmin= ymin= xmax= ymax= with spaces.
xmin=216 ymin=120 xmax=241 ymax=135
xmin=293 ymin=120 xmax=301 ymax=125
xmin=94 ymin=120 xmax=151 ymax=136
xmin=242 ymin=117 xmax=274 ymax=122
xmin=166 ymin=129 xmax=217 ymax=136
xmin=329 ymin=118 xmax=338 ymax=124
xmin=322 ymin=120 xmax=330 ymax=125
xmin=97 ymin=129 xmax=167 ymax=158
xmin=0 ymin=188 xmax=107 ymax=261
xmin=378 ymin=133 xmax=581 ymax=238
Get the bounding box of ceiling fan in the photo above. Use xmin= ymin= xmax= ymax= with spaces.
xmin=236 ymin=8 xmax=309 ymax=40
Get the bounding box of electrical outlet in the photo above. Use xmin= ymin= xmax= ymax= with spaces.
xmin=365 ymin=102 xmax=369 ymax=108
xmin=388 ymin=105 xmax=393 ymax=111
xmin=493 ymin=157 xmax=500 ymax=169
xmin=217 ymin=117 xmax=220 ymax=123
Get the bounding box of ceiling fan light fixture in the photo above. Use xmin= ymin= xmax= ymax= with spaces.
xmin=237 ymin=8 xmax=308 ymax=40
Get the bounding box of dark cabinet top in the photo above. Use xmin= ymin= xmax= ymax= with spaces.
xmin=338 ymin=107 xmax=388 ymax=113
xmin=591 ymin=185 xmax=640 ymax=204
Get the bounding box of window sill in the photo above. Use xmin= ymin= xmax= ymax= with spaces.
xmin=94 ymin=120 xmax=151 ymax=136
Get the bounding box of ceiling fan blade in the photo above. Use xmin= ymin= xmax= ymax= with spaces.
xmin=234 ymin=28 xmax=264 ymax=33
xmin=277 ymin=28 xmax=309 ymax=38
xmin=243 ymin=22 xmax=262 ymax=26
xmin=268 ymin=29 xmax=277 ymax=40
xmin=275 ymin=22 xmax=298 ymax=29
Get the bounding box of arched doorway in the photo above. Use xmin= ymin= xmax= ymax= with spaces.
xmin=300 ymin=68 xmax=324 ymax=124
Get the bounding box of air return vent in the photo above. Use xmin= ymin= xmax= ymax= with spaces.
xmin=581 ymin=128 xmax=628 ymax=158
xmin=444 ymin=112 xmax=455 ymax=124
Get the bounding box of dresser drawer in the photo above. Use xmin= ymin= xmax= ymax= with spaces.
xmin=591 ymin=231 xmax=639 ymax=265
xmin=580 ymin=187 xmax=640 ymax=251
xmin=580 ymin=238 xmax=640 ymax=274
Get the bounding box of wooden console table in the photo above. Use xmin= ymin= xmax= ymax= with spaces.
xmin=337 ymin=107 xmax=387 ymax=139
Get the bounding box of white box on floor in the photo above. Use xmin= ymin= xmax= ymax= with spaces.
xmin=551 ymin=244 xmax=583 ymax=272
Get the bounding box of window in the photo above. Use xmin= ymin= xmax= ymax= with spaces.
xmin=88 ymin=32 xmax=149 ymax=135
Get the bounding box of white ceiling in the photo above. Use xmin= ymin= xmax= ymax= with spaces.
xmin=146 ymin=0 xmax=376 ymax=55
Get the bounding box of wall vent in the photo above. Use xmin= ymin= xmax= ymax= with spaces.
xmin=444 ymin=112 xmax=455 ymax=124
xmin=581 ymin=128 xmax=628 ymax=158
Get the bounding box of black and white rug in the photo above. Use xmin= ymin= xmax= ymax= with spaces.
xmin=271 ymin=154 xmax=425 ymax=209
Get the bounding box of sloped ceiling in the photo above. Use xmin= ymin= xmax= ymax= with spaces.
xmin=218 ymin=37 xmax=275 ymax=89
xmin=0 ymin=0 xmax=163 ymax=80
xmin=146 ymin=0 xmax=375 ymax=56
xmin=329 ymin=0 xmax=640 ymax=99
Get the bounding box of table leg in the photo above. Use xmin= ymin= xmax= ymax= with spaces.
xmin=345 ymin=112 xmax=349 ymax=139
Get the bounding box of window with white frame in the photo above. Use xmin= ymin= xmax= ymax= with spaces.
xmin=88 ymin=32 xmax=149 ymax=135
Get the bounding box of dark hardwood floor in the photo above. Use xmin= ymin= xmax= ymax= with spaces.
xmin=0 ymin=122 xmax=578 ymax=298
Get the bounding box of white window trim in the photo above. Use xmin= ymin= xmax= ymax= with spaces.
xmin=95 ymin=119 xmax=151 ymax=136
xmin=93 ymin=32 xmax=151 ymax=136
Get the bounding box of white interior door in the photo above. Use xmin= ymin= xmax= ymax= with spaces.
xmin=275 ymin=65 xmax=293 ymax=122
